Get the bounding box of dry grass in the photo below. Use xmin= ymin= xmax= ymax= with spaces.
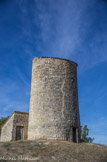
xmin=0 ymin=140 xmax=107 ymax=162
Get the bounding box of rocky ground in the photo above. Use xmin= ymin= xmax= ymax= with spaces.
xmin=0 ymin=140 xmax=107 ymax=162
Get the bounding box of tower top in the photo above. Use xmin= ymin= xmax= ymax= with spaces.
xmin=33 ymin=56 xmax=78 ymax=66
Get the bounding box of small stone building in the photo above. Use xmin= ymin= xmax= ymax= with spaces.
xmin=1 ymin=111 xmax=29 ymax=142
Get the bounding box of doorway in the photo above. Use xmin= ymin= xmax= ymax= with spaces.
xmin=16 ymin=126 xmax=24 ymax=140
xmin=73 ymin=128 xmax=77 ymax=142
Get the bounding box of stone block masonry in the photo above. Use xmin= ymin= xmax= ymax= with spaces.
xmin=28 ymin=57 xmax=81 ymax=142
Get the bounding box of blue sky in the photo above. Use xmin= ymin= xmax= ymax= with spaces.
xmin=0 ymin=0 xmax=107 ymax=144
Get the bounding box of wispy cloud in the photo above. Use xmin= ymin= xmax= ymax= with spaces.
xmin=16 ymin=68 xmax=30 ymax=87
xmin=0 ymin=78 xmax=29 ymax=117
xmin=18 ymin=0 xmax=89 ymax=56
xmin=17 ymin=0 xmax=107 ymax=72
xmin=0 ymin=0 xmax=107 ymax=144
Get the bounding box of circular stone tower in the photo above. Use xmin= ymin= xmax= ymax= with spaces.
xmin=28 ymin=57 xmax=81 ymax=142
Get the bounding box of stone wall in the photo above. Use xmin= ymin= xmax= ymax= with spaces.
xmin=12 ymin=112 xmax=29 ymax=140
xmin=1 ymin=113 xmax=14 ymax=142
xmin=28 ymin=57 xmax=81 ymax=142
xmin=1 ymin=111 xmax=29 ymax=142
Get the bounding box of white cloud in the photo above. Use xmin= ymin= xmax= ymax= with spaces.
xmin=17 ymin=0 xmax=107 ymax=73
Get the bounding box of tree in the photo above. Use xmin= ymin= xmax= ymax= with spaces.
xmin=81 ymin=125 xmax=94 ymax=143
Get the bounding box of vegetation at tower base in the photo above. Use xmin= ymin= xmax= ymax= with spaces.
xmin=81 ymin=125 xmax=94 ymax=143
xmin=0 ymin=116 xmax=9 ymax=135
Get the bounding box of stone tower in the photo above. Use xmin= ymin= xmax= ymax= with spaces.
xmin=28 ymin=57 xmax=80 ymax=142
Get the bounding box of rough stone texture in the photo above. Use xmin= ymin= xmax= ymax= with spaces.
xmin=1 ymin=113 xmax=14 ymax=142
xmin=28 ymin=57 xmax=81 ymax=142
xmin=1 ymin=111 xmax=29 ymax=142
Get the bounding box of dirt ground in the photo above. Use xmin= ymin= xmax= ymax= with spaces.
xmin=0 ymin=140 xmax=107 ymax=162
